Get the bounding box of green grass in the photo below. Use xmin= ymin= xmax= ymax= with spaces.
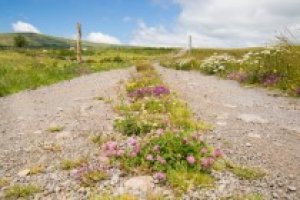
xmin=4 ymin=184 xmax=40 ymax=199
xmin=167 ymin=169 xmax=214 ymax=194
xmin=60 ymin=158 xmax=88 ymax=170
xmin=47 ymin=125 xmax=64 ymax=132
xmin=0 ymin=47 xmax=173 ymax=97
xmin=232 ymin=166 xmax=265 ymax=180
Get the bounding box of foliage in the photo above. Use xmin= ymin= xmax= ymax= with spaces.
xmin=47 ymin=126 xmax=64 ymax=133
xmin=14 ymin=34 xmax=28 ymax=48
xmin=231 ymin=166 xmax=265 ymax=180
xmin=4 ymin=184 xmax=40 ymax=199
xmin=0 ymin=47 xmax=172 ymax=97
xmin=74 ymin=163 xmax=108 ymax=187
xmin=167 ymin=169 xmax=214 ymax=194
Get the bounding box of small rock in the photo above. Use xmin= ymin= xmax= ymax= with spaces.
xmin=17 ymin=169 xmax=30 ymax=177
xmin=34 ymin=130 xmax=42 ymax=134
xmin=287 ymin=186 xmax=296 ymax=192
xmin=246 ymin=143 xmax=252 ymax=147
xmin=217 ymin=121 xmax=227 ymax=126
xmin=247 ymin=132 xmax=261 ymax=139
xmin=55 ymin=131 xmax=72 ymax=139
xmin=124 ymin=176 xmax=153 ymax=193
xmin=238 ymin=114 xmax=268 ymax=124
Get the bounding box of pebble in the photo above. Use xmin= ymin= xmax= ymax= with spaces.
xmin=17 ymin=169 xmax=30 ymax=177
xmin=287 ymin=186 xmax=297 ymax=192
xmin=246 ymin=143 xmax=252 ymax=147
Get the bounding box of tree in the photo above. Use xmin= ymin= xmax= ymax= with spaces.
xmin=14 ymin=34 xmax=28 ymax=47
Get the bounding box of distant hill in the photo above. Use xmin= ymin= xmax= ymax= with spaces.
xmin=0 ymin=33 xmax=111 ymax=48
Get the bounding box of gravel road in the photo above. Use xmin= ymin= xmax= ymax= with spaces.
xmin=156 ymin=65 xmax=300 ymax=199
xmin=0 ymin=68 xmax=132 ymax=199
xmin=0 ymin=65 xmax=299 ymax=199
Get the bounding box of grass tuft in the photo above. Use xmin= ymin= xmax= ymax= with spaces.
xmin=4 ymin=184 xmax=40 ymax=199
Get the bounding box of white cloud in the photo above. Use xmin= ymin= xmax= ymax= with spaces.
xmin=131 ymin=0 xmax=300 ymax=47
xmin=123 ymin=16 xmax=133 ymax=23
xmin=12 ymin=21 xmax=40 ymax=33
xmin=87 ymin=32 xmax=121 ymax=44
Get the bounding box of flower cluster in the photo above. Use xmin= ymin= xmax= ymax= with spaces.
xmin=199 ymin=53 xmax=234 ymax=74
xmin=261 ymin=73 xmax=281 ymax=86
xmin=129 ymin=86 xmax=170 ymax=99
xmin=101 ymin=141 xmax=124 ymax=157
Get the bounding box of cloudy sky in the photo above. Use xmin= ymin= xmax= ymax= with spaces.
xmin=0 ymin=0 xmax=299 ymax=47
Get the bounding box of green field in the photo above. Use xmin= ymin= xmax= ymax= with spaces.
xmin=0 ymin=47 xmax=174 ymax=97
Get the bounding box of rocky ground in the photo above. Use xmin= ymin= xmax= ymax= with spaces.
xmin=0 ymin=65 xmax=299 ymax=200
xmin=156 ymin=65 xmax=300 ymax=200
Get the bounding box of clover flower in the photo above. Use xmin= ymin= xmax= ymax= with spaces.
xmin=213 ymin=148 xmax=223 ymax=158
xmin=146 ymin=154 xmax=154 ymax=161
xmin=186 ymin=155 xmax=196 ymax=164
xmin=157 ymin=156 xmax=166 ymax=164
xmin=153 ymin=172 xmax=166 ymax=182
xmin=200 ymin=147 xmax=208 ymax=154
xmin=201 ymin=157 xmax=215 ymax=169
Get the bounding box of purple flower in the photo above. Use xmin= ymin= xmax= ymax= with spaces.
xmin=227 ymin=71 xmax=248 ymax=83
xmin=261 ymin=73 xmax=281 ymax=86
xmin=186 ymin=155 xmax=196 ymax=164
xmin=146 ymin=154 xmax=154 ymax=161
xmin=153 ymin=172 xmax=166 ymax=182
xmin=116 ymin=150 xmax=125 ymax=157
xmin=213 ymin=148 xmax=223 ymax=158
xmin=201 ymin=157 xmax=215 ymax=169
xmin=128 ymin=137 xmax=137 ymax=146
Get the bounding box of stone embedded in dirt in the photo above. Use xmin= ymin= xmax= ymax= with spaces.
xmin=247 ymin=132 xmax=261 ymax=139
xmin=217 ymin=121 xmax=227 ymax=126
xmin=17 ymin=169 xmax=30 ymax=177
xmin=123 ymin=176 xmax=153 ymax=194
xmin=246 ymin=143 xmax=252 ymax=147
xmin=287 ymin=186 xmax=297 ymax=192
xmin=223 ymin=104 xmax=237 ymax=108
xmin=34 ymin=130 xmax=43 ymax=134
xmin=237 ymin=114 xmax=269 ymax=124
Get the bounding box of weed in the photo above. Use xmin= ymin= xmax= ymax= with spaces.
xmin=232 ymin=166 xmax=265 ymax=180
xmin=61 ymin=158 xmax=88 ymax=170
xmin=4 ymin=184 xmax=40 ymax=199
xmin=0 ymin=177 xmax=10 ymax=188
xmin=47 ymin=126 xmax=64 ymax=133
xmin=167 ymin=169 xmax=214 ymax=194
xmin=29 ymin=165 xmax=45 ymax=175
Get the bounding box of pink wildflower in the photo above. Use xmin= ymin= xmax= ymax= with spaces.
xmin=153 ymin=172 xmax=166 ymax=181
xmin=146 ymin=154 xmax=154 ymax=161
xmin=201 ymin=157 xmax=215 ymax=169
xmin=157 ymin=156 xmax=166 ymax=164
xmin=128 ymin=137 xmax=137 ymax=146
xmin=116 ymin=150 xmax=125 ymax=157
xmin=156 ymin=129 xmax=164 ymax=136
xmin=200 ymin=147 xmax=208 ymax=154
xmin=186 ymin=155 xmax=196 ymax=164
xmin=213 ymin=148 xmax=223 ymax=158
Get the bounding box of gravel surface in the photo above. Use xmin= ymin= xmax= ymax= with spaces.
xmin=0 ymin=68 xmax=132 ymax=199
xmin=1 ymin=65 xmax=299 ymax=200
xmin=156 ymin=65 xmax=300 ymax=199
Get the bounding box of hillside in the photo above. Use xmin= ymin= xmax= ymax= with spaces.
xmin=0 ymin=33 xmax=110 ymax=48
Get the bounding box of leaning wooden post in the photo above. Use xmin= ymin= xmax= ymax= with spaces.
xmin=76 ymin=23 xmax=82 ymax=63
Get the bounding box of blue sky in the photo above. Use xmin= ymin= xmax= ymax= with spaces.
xmin=0 ymin=0 xmax=179 ymax=44
xmin=0 ymin=0 xmax=299 ymax=47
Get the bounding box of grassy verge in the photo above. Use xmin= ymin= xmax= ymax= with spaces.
xmin=161 ymin=43 xmax=300 ymax=97
xmin=0 ymin=47 xmax=174 ymax=97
